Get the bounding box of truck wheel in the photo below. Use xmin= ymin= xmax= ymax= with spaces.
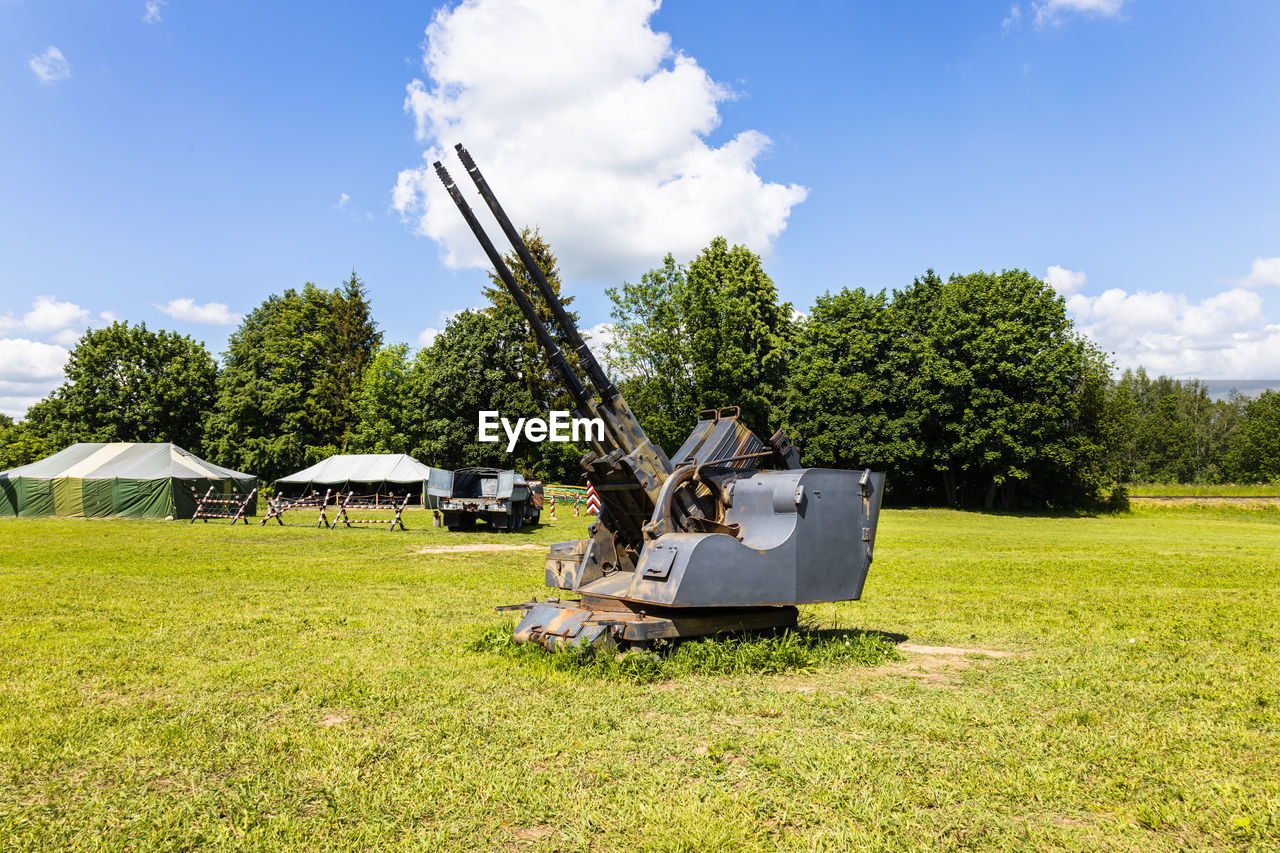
xmin=528 ymin=512 xmax=540 ymax=525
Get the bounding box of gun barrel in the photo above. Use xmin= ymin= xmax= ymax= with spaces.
xmin=454 ymin=144 xmax=620 ymax=403
xmin=433 ymin=160 xmax=591 ymax=411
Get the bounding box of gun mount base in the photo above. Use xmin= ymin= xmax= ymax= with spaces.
xmin=501 ymin=595 xmax=799 ymax=651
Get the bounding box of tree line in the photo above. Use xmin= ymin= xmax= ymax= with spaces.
xmin=2 ymin=236 xmax=1276 ymax=506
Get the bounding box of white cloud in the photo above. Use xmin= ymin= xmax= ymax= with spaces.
xmin=1239 ymin=256 xmax=1280 ymax=288
xmin=1068 ymin=284 xmax=1280 ymax=377
xmin=1002 ymin=4 xmax=1022 ymax=33
xmin=393 ymin=0 xmax=808 ymax=283
xmin=143 ymin=0 xmax=166 ymax=24
xmin=0 ymin=295 xmax=89 ymax=337
xmin=582 ymin=321 xmax=618 ymax=367
xmin=1045 ymin=264 xmax=1086 ymax=295
xmin=0 ymin=397 xmax=45 ymax=419
xmin=0 ymin=299 xmax=109 ymax=394
xmin=156 ymin=298 xmax=240 ymax=326
xmin=23 ymin=295 xmax=90 ymax=334
xmin=336 ymin=192 xmax=350 ymax=209
xmin=0 ymin=338 xmax=69 ymax=417
xmin=0 ymin=338 xmax=67 ymax=382
xmin=1034 ymin=0 xmax=1126 ymax=27
xmin=417 ymin=307 xmax=473 ymax=348
xmin=50 ymin=328 xmax=82 ymax=348
xmin=29 ymin=46 xmax=71 ymax=83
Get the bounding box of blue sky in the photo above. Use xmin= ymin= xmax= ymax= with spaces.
xmin=2 ymin=0 xmax=1278 ymax=417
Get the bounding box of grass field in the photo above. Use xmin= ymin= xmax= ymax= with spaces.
xmin=1127 ymin=483 xmax=1280 ymax=496
xmin=1 ymin=506 xmax=1277 ymax=851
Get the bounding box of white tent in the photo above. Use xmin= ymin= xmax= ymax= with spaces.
xmin=274 ymin=454 xmax=445 ymax=505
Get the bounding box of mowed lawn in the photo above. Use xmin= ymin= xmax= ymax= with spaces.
xmin=0 ymin=506 xmax=1277 ymax=852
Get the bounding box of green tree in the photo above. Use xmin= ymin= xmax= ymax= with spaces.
xmin=1205 ymin=391 xmax=1249 ymax=481
xmin=604 ymin=254 xmax=693 ymax=452
xmin=1115 ymin=370 xmax=1245 ymax=483
xmin=607 ymin=238 xmax=792 ymax=452
xmin=315 ymin=272 xmax=382 ymax=448
xmin=23 ymin=322 xmax=217 ymax=451
xmin=0 ymin=415 xmax=51 ymax=470
xmin=1223 ymin=391 xmax=1280 ymax=483
xmin=1176 ymin=379 xmax=1216 ymax=478
xmin=203 ymin=278 xmax=381 ymax=480
xmin=1044 ymin=351 xmax=1135 ymax=507
xmin=904 ymin=270 xmax=1118 ymax=508
xmin=350 ymin=343 xmax=416 ymax=454
xmin=783 ymin=287 xmax=921 ymax=479
xmin=1132 ymin=394 xmax=1196 ymax=483
xmin=1096 ymin=380 xmax=1139 ymax=486
xmin=482 ymin=228 xmax=582 ymax=414
xmin=784 ymin=270 xmax=1122 ymax=508
xmin=411 ymin=309 xmax=581 ymax=478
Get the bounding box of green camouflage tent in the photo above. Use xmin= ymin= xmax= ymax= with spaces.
xmin=0 ymin=443 xmax=256 ymax=520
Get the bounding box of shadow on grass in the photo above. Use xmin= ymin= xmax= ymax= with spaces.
xmin=468 ymin=622 xmax=906 ymax=684
xmin=439 ymin=520 xmax=553 ymax=537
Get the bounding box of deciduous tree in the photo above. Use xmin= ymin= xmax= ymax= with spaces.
xmin=608 ymin=238 xmax=792 ymax=453
xmin=350 ymin=343 xmax=416 ymax=454
xmin=1223 ymin=391 xmax=1280 ymax=483
xmin=203 ymin=277 xmax=381 ymax=480
xmin=0 ymin=415 xmax=50 ymax=470
xmin=23 ymin=322 xmax=216 ymax=451
xmin=411 ymin=309 xmax=578 ymax=478
xmin=482 ymin=228 xmax=582 ymax=414
xmin=784 ymin=270 xmax=1124 ymax=508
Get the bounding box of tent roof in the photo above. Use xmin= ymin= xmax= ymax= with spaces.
xmin=0 ymin=443 xmax=255 ymax=481
xmin=275 ymin=454 xmax=435 ymax=485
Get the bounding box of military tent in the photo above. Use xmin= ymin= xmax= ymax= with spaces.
xmin=0 ymin=443 xmax=257 ymax=520
xmin=275 ymin=454 xmax=446 ymax=506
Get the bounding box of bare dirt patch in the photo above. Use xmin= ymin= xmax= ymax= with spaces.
xmin=770 ymin=644 xmax=1015 ymax=692
xmin=898 ymin=642 xmax=1013 ymax=658
xmin=509 ymin=825 xmax=557 ymax=845
xmin=1048 ymin=815 xmax=1094 ymax=828
xmin=415 ymin=543 xmax=544 ymax=554
xmin=315 ymin=713 xmax=348 ymax=727
xmin=890 ymin=643 xmax=1015 ymax=687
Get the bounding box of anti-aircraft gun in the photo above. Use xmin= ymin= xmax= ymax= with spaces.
xmin=435 ymin=144 xmax=885 ymax=649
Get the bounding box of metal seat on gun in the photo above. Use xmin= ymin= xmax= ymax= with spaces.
xmin=435 ymin=144 xmax=886 ymax=650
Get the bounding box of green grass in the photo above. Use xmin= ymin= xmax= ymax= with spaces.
xmin=468 ymin=622 xmax=901 ymax=683
xmin=1127 ymin=482 xmax=1280 ymax=496
xmin=0 ymin=506 xmax=1278 ymax=851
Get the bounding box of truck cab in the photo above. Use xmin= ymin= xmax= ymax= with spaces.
xmin=431 ymin=467 xmax=542 ymax=531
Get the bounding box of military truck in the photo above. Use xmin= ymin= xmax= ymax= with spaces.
xmin=432 ymin=467 xmax=542 ymax=531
